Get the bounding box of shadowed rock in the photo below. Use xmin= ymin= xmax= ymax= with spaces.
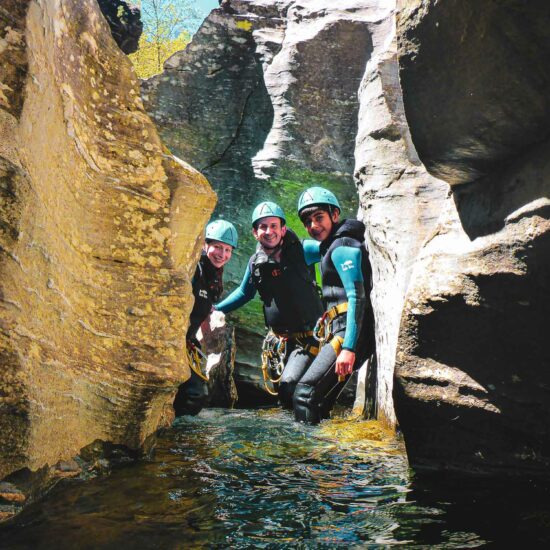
xmin=393 ymin=0 xmax=550 ymax=474
xmin=97 ymin=0 xmax=143 ymax=54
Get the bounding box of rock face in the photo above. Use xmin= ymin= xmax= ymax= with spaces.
xmin=0 ymin=0 xmax=214 ymax=487
xmin=392 ymin=0 xmax=550 ymax=474
xmin=200 ymin=311 xmax=238 ymax=408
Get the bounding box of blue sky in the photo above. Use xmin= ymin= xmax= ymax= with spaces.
xmin=138 ymin=1 xmax=220 ymax=35
xmin=194 ymin=0 xmax=219 ymax=12
xmin=190 ymin=0 xmax=219 ymax=32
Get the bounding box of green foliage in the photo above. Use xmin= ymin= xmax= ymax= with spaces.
xmin=129 ymin=0 xmax=201 ymax=79
xmin=129 ymin=31 xmax=190 ymax=79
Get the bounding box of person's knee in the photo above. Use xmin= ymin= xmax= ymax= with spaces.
xmin=278 ymin=380 xmax=296 ymax=409
xmin=293 ymin=382 xmax=321 ymax=424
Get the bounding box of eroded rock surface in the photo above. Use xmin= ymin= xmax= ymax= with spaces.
xmin=200 ymin=311 xmax=238 ymax=408
xmin=393 ymin=0 xmax=550 ymax=474
xmin=0 ymin=0 xmax=214 ymax=488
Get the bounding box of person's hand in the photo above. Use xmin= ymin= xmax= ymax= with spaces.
xmin=335 ymin=349 xmax=355 ymax=378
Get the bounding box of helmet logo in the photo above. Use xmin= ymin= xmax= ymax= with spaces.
xmin=341 ymin=260 xmax=354 ymax=271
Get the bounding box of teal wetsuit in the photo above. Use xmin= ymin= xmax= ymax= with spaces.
xmin=216 ymin=264 xmax=256 ymax=313
xmin=294 ymin=219 xmax=374 ymax=424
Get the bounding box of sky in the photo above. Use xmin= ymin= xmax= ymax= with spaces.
xmin=194 ymin=0 xmax=219 ymax=12
xmin=190 ymin=0 xmax=219 ymax=32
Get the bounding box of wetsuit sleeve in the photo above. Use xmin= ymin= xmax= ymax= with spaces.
xmin=302 ymin=239 xmax=321 ymax=266
xmin=214 ymin=264 xmax=257 ymax=313
xmin=332 ymin=246 xmax=366 ymax=352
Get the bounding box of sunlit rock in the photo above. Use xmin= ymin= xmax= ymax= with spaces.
xmin=0 ymin=0 xmax=215 ymax=483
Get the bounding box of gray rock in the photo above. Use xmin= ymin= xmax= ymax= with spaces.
xmin=199 ymin=311 xmax=238 ymax=408
xmin=392 ymin=0 xmax=550 ymax=474
xmin=97 ymin=0 xmax=143 ymax=54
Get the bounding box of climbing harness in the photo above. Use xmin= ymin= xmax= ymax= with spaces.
xmin=313 ymin=302 xmax=349 ymax=382
xmin=261 ymin=330 xmax=287 ymax=395
xmin=260 ymin=329 xmax=321 ymax=396
xmin=185 ymin=341 xmax=209 ymax=382
xmin=313 ymin=302 xmax=348 ymax=347
xmin=277 ymin=330 xmax=320 ymax=359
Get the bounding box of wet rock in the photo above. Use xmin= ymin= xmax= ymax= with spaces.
xmin=53 ymin=459 xmax=82 ymax=478
xmin=0 ymin=481 xmax=26 ymax=504
xmin=0 ymin=504 xmax=18 ymax=521
xmin=199 ymin=311 xmax=238 ymax=408
xmin=0 ymin=0 xmax=215 ymax=486
xmin=97 ymin=0 xmax=143 ymax=54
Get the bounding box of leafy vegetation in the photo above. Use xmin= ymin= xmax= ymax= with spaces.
xmin=129 ymin=0 xmax=202 ymax=79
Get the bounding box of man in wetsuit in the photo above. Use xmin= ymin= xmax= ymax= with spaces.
xmin=173 ymin=219 xmax=238 ymax=416
xmin=215 ymin=202 xmax=324 ymax=408
xmin=293 ymin=187 xmax=375 ymax=424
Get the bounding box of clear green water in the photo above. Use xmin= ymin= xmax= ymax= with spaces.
xmin=1 ymin=409 xmax=550 ymax=549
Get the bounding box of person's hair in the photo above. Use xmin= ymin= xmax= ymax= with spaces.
xmin=252 ymin=217 xmax=286 ymax=230
xmin=299 ymin=204 xmax=338 ymax=223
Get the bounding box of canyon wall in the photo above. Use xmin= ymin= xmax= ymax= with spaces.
xmin=393 ymin=0 xmax=550 ymax=473
xmin=0 ymin=0 xmax=214 ymax=489
xmin=2 ymin=0 xmax=548 ymax=486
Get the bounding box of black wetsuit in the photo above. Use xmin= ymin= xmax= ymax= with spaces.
xmin=293 ymin=219 xmax=375 ymax=424
xmin=216 ymin=229 xmax=324 ymax=407
xmin=173 ymin=252 xmax=223 ymax=416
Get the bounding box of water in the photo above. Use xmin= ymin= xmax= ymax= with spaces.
xmin=1 ymin=408 xmax=550 ymax=548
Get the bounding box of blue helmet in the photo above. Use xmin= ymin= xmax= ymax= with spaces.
xmin=297 ymin=186 xmax=340 ymax=216
xmin=251 ymin=201 xmax=286 ymax=226
xmin=205 ymin=219 xmax=238 ymax=248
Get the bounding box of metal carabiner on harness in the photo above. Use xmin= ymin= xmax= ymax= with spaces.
xmin=313 ymin=311 xmax=328 ymax=346
xmin=186 ymin=341 xmax=208 ymax=382
xmin=261 ymin=331 xmax=287 ymax=396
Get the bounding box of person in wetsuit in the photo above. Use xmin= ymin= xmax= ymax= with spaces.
xmin=173 ymin=219 xmax=238 ymax=416
xmin=215 ymin=202 xmax=324 ymax=408
xmin=293 ymin=187 xmax=375 ymax=424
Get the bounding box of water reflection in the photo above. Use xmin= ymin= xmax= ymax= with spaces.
xmin=1 ymin=409 xmax=549 ymax=548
